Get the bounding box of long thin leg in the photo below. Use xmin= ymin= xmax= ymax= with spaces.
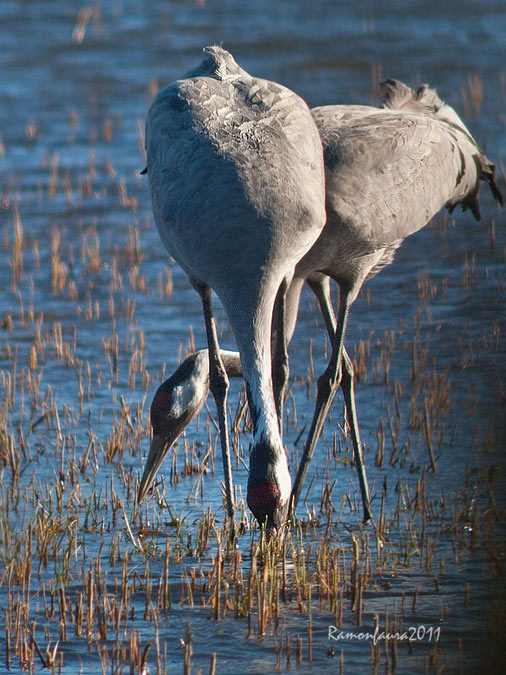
xmin=291 ymin=277 xmax=372 ymax=523
xmin=340 ymin=349 xmax=372 ymax=522
xmin=307 ymin=277 xmax=372 ymax=522
xmin=272 ymin=278 xmax=290 ymax=432
xmin=290 ymin=287 xmax=351 ymax=511
xmin=308 ymin=275 xmax=335 ymax=337
xmin=198 ymin=284 xmax=234 ymax=518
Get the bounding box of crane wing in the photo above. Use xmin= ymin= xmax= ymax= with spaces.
xmin=312 ymin=106 xmax=501 ymax=250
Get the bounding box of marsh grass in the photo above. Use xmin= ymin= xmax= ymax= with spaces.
xmin=0 ymin=68 xmax=504 ymax=673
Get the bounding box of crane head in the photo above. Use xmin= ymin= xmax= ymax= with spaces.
xmin=137 ymin=352 xmax=210 ymax=504
xmin=247 ymin=441 xmax=292 ymax=531
xmin=247 ymin=481 xmax=289 ymax=531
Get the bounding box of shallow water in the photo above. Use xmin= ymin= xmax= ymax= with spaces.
xmin=1 ymin=1 xmax=505 ymax=673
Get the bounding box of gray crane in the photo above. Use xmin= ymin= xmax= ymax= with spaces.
xmin=141 ymin=46 xmax=326 ymax=528
xmin=290 ymin=79 xmax=501 ymax=515
xmin=138 ymin=78 xmax=502 ymax=527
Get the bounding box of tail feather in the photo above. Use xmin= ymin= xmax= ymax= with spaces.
xmin=379 ymin=79 xmax=427 ymax=111
xmin=380 ymin=78 xmax=469 ymax=131
xmin=380 ymin=78 xmax=503 ymax=215
xmin=475 ymin=153 xmax=503 ymax=207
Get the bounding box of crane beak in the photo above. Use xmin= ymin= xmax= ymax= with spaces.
xmin=137 ymin=434 xmax=173 ymax=504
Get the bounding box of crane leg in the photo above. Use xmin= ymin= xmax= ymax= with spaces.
xmin=291 ymin=277 xmax=372 ymax=523
xmin=198 ymin=284 xmax=235 ymax=518
xmin=272 ymin=278 xmax=290 ymax=433
xmin=307 ymin=277 xmax=372 ymax=522
xmin=340 ymin=348 xmax=372 ymax=523
xmin=291 ymin=290 xmax=350 ymax=511
xmin=307 ymin=275 xmax=335 ymax=337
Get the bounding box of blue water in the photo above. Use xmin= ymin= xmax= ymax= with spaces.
xmin=0 ymin=1 xmax=505 ymax=673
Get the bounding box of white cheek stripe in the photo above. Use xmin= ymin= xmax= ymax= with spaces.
xmin=170 ymin=383 xmax=190 ymax=418
xmin=170 ymin=352 xmax=210 ymax=419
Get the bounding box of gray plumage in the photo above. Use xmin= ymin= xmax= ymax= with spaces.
xmin=300 ymin=87 xmax=499 ymax=294
xmin=146 ymin=47 xmax=325 ymax=295
xmin=139 ymin=76 xmax=501 ymax=527
xmin=290 ymin=79 xmax=502 ymax=512
xmin=142 ymin=46 xmax=326 ymax=527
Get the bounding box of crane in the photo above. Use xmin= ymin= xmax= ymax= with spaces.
xmin=290 ymin=79 xmax=502 ymax=513
xmin=141 ymin=46 xmax=326 ymax=528
xmin=138 ymin=78 xmax=501 ymax=528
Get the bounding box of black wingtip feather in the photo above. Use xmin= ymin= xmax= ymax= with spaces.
xmin=476 ymin=155 xmax=503 ymax=208
xmin=488 ymin=170 xmax=503 ymax=206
